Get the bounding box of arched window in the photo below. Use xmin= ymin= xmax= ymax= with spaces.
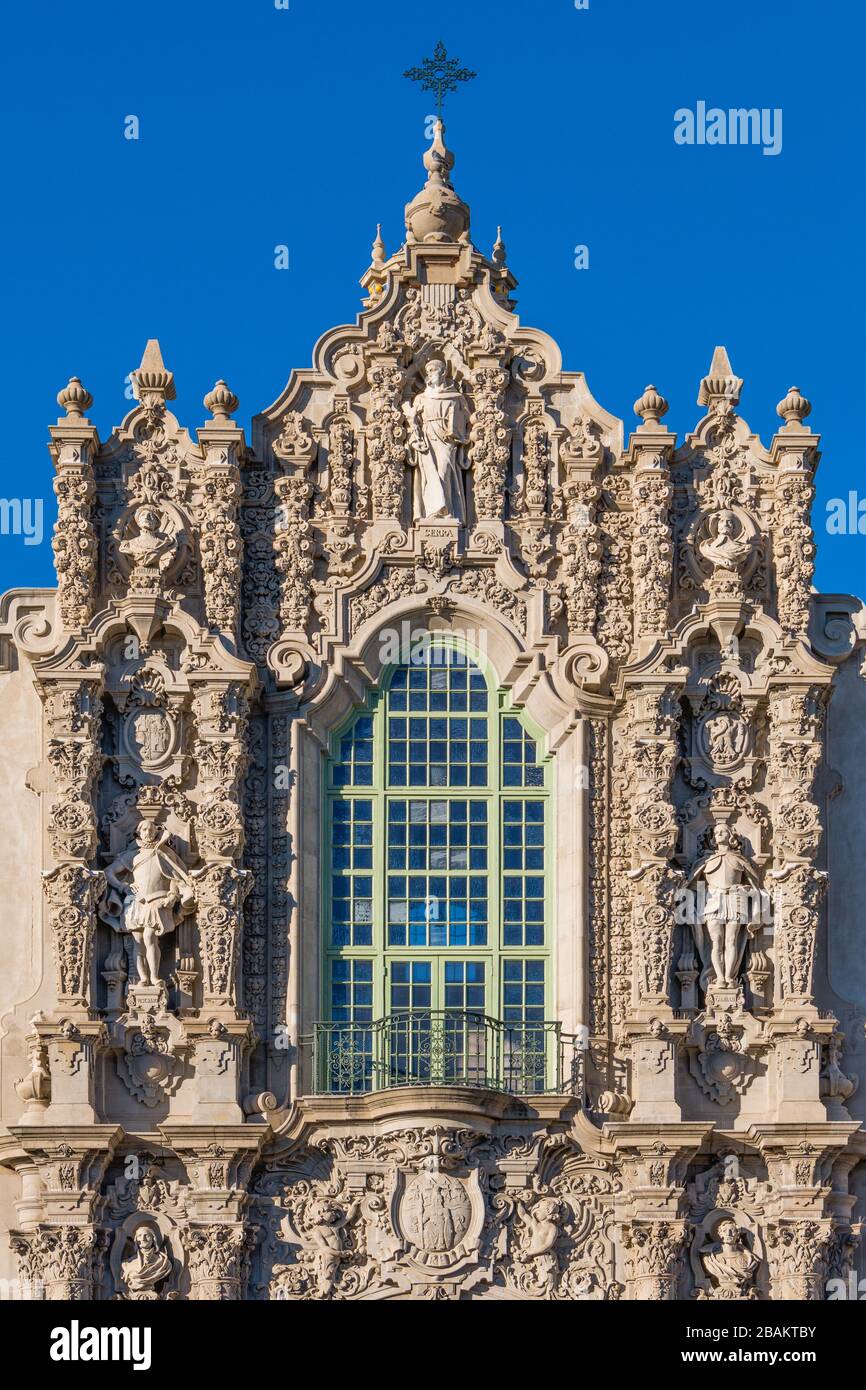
xmin=319 ymin=640 xmax=555 ymax=1094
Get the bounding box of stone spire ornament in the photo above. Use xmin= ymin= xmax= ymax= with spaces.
xmin=404 ymin=119 xmax=470 ymax=244
xmin=370 ymin=224 xmax=386 ymax=273
xmin=698 ymin=345 xmax=743 ymax=412
xmin=361 ymin=225 xmax=388 ymax=305
xmin=132 ymin=338 xmax=176 ymax=403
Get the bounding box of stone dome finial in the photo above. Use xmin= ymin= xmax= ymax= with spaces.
xmin=633 ymin=384 xmax=669 ymax=425
xmin=776 ymin=385 xmax=812 ymax=427
xmin=204 ymin=379 xmax=239 ymax=422
xmin=492 ymin=226 xmax=507 ymax=265
xmin=404 ymin=119 xmax=470 ymax=245
xmin=698 ymin=345 xmax=743 ymax=411
xmin=57 ymin=376 xmax=93 ymax=420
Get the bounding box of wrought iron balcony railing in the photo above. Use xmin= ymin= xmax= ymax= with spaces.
xmin=307 ymin=1011 xmax=583 ymax=1097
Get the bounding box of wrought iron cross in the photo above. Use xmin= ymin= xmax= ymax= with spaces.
xmin=403 ymin=40 xmax=476 ymax=118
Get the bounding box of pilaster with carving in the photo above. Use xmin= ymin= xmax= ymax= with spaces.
xmin=197 ymin=382 xmax=245 ymax=642
xmin=628 ymin=387 xmax=676 ymax=652
xmin=50 ymin=379 xmax=100 ymax=633
xmin=771 ymin=387 xmax=819 ymax=639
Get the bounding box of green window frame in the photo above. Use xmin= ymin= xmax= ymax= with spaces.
xmin=322 ymin=638 xmax=553 ymax=1038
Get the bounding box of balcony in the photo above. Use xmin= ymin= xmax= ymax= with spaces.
xmin=307 ymin=1011 xmax=583 ymax=1097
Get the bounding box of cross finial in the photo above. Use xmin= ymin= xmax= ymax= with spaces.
xmin=404 ymin=40 xmax=476 ymax=119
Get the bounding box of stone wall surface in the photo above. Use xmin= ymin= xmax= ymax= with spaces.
xmin=0 ymin=123 xmax=864 ymax=1301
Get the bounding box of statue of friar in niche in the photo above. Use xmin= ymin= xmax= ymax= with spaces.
xmin=403 ymin=359 xmax=470 ymax=523
xmin=687 ymin=824 xmax=764 ymax=994
xmin=100 ymin=821 xmax=195 ymax=988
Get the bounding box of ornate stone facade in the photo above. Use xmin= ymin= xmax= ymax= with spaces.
xmin=0 ymin=122 xmax=865 ymax=1301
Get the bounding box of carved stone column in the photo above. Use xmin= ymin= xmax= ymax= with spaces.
xmin=6 ymin=1126 xmax=120 ymax=1299
xmin=559 ymin=417 xmax=604 ymax=639
xmin=197 ymin=381 xmax=245 ymax=644
xmin=770 ymin=388 xmax=819 ymax=639
xmin=190 ymin=681 xmax=255 ymax=1028
xmin=164 ymin=1126 xmax=264 ymax=1300
xmin=767 ymin=686 xmax=827 ymax=1017
xmin=272 ymin=411 xmax=317 ymax=645
xmin=469 ymin=363 xmax=511 ymax=526
xmin=609 ymin=1123 xmax=709 ymax=1300
xmin=39 ymin=673 xmax=104 ymax=1014
xmin=49 ymin=379 xmax=100 ymax=635
xmin=621 ymin=684 xmax=687 ymax=1119
xmin=182 ymin=1223 xmax=256 ymax=1301
xmin=366 ymin=359 xmax=407 ymax=524
xmin=627 ymin=386 xmax=676 ymax=657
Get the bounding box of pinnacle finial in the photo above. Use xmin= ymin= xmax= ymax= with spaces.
xmin=57 ymin=376 xmax=93 ymax=420
xmin=133 ymin=339 xmax=176 ymax=402
xmin=492 ymin=226 xmax=507 ymax=265
xmin=371 ymin=224 xmax=386 ymax=271
xmin=776 ymin=385 xmax=812 ymax=428
xmin=633 ymin=384 xmax=669 ymax=425
xmin=203 ymin=379 xmax=239 ymax=422
xmin=405 ymin=119 xmax=470 ymax=245
xmin=698 ymin=345 xmax=743 ymax=411
xmin=422 ymin=118 xmax=455 ymax=185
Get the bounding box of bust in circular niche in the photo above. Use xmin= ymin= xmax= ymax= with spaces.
xmin=698 ymin=508 xmax=755 ymax=573
xmin=120 ymin=1224 xmax=173 ymax=1300
xmin=699 ymin=1219 xmax=760 ymax=1299
xmin=119 ymin=505 xmax=176 ymax=580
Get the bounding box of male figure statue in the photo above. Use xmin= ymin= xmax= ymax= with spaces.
xmin=101 ymin=821 xmax=196 ymax=987
xmin=687 ymin=824 xmax=764 ymax=994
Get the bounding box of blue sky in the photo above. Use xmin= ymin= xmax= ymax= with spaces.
xmin=1 ymin=0 xmax=863 ymax=598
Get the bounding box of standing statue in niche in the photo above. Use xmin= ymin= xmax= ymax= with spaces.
xmin=403 ymin=359 xmax=470 ymax=523
xmin=100 ymin=821 xmax=196 ymax=987
xmin=687 ymin=825 xmax=765 ymax=994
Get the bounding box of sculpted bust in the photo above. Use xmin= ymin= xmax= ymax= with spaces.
xmin=700 ymin=1220 xmax=760 ymax=1299
xmin=698 ymin=508 xmax=754 ymax=572
xmin=120 ymin=1224 xmax=173 ymax=1300
xmin=119 ymin=504 xmax=176 ymax=580
xmin=403 ymin=360 xmax=470 ymax=523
